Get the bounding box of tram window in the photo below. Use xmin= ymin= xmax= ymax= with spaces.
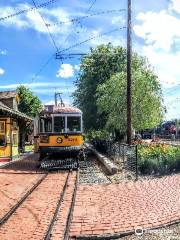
xmin=0 ymin=121 xmax=6 ymax=146
xmin=44 ymin=118 xmax=52 ymax=132
xmin=40 ymin=118 xmax=52 ymax=132
xmin=54 ymin=116 xmax=65 ymax=133
xmin=67 ymin=116 xmax=81 ymax=132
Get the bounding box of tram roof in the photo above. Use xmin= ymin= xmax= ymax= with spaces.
xmin=41 ymin=105 xmax=82 ymax=115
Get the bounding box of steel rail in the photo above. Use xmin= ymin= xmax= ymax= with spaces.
xmin=63 ymin=171 xmax=79 ymax=240
xmin=0 ymin=173 xmax=48 ymax=227
xmin=44 ymin=172 xmax=70 ymax=240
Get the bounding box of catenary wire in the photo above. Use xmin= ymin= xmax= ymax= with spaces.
xmin=47 ymin=9 xmax=126 ymax=27
xmin=31 ymin=0 xmax=59 ymax=51
xmin=0 ymin=0 xmax=59 ymax=21
xmin=28 ymin=27 xmax=126 ymax=86
xmin=56 ymin=27 xmax=126 ymax=55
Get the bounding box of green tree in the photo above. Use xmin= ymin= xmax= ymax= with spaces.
xmin=73 ymin=44 xmax=165 ymax=134
xmin=97 ymin=67 xmax=164 ymax=133
xmin=17 ymin=85 xmax=42 ymax=117
xmin=73 ymin=43 xmax=126 ymax=130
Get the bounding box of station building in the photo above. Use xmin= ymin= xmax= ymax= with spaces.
xmin=0 ymin=91 xmax=32 ymax=162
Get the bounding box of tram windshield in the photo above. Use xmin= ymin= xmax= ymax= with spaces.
xmin=67 ymin=116 xmax=81 ymax=132
xmin=54 ymin=116 xmax=65 ymax=133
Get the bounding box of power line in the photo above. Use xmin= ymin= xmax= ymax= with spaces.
xmin=27 ymin=54 xmax=54 ymax=85
xmin=55 ymin=52 xmax=128 ymax=59
xmin=47 ymin=9 xmax=126 ymax=27
xmin=56 ymin=27 xmax=126 ymax=55
xmin=0 ymin=0 xmax=59 ymax=22
xmin=56 ymin=0 xmax=98 ymax=54
xmin=28 ymin=27 xmax=126 ymax=86
xmin=31 ymin=0 xmax=59 ymax=51
xmin=86 ymin=0 xmax=97 ymax=14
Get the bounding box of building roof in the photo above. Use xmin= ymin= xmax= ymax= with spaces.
xmin=42 ymin=105 xmax=82 ymax=114
xmin=0 ymin=91 xmax=17 ymax=99
xmin=0 ymin=101 xmax=33 ymax=121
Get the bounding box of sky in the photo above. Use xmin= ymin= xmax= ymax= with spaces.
xmin=0 ymin=0 xmax=179 ymax=120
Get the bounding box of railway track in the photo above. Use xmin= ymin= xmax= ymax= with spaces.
xmin=0 ymin=171 xmax=77 ymax=239
xmin=44 ymin=171 xmax=78 ymax=240
xmin=0 ymin=173 xmax=47 ymax=227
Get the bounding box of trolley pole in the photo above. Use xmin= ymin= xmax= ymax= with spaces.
xmin=127 ymin=0 xmax=132 ymax=145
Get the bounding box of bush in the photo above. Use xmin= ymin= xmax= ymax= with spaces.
xmin=86 ymin=130 xmax=111 ymax=153
xmin=138 ymin=143 xmax=180 ymax=175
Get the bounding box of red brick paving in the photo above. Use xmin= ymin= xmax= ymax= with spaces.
xmin=0 ymin=173 xmax=43 ymax=220
xmin=70 ymin=174 xmax=180 ymax=238
xmin=0 ymin=173 xmax=70 ymax=240
xmin=0 ymin=170 xmax=180 ymax=239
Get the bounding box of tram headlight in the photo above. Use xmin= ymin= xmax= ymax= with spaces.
xmin=40 ymin=135 xmax=49 ymax=143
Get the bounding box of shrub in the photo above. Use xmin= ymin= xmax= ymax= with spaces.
xmin=138 ymin=143 xmax=180 ymax=175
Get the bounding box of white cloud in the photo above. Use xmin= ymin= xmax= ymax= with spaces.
xmin=0 ymin=68 xmax=5 ymax=75
xmin=0 ymin=50 xmax=7 ymax=55
xmin=112 ymin=16 xmax=125 ymax=25
xmin=170 ymin=0 xmax=180 ymax=13
xmin=56 ymin=64 xmax=74 ymax=78
xmin=134 ymin=1 xmax=180 ymax=119
xmin=134 ymin=10 xmax=180 ymax=52
xmin=143 ymin=46 xmax=180 ymax=87
xmin=0 ymin=4 xmax=73 ymax=37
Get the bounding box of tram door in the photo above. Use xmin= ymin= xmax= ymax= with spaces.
xmin=11 ymin=121 xmax=19 ymax=160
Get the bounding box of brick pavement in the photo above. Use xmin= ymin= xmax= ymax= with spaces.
xmin=70 ymin=174 xmax=180 ymax=238
xmin=0 ymin=173 xmax=70 ymax=240
xmin=0 ymin=170 xmax=180 ymax=239
xmin=0 ymin=173 xmax=43 ymax=220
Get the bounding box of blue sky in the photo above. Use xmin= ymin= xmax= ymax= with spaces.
xmin=0 ymin=0 xmax=180 ymax=120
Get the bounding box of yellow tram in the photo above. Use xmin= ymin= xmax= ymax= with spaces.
xmin=34 ymin=104 xmax=84 ymax=161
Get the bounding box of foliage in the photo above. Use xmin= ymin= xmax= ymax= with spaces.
xmin=86 ymin=129 xmax=111 ymax=153
xmin=138 ymin=143 xmax=180 ymax=174
xmin=73 ymin=43 xmax=126 ymax=131
xmin=17 ymin=85 xmax=42 ymax=117
xmin=73 ymin=43 xmax=164 ymax=133
xmin=97 ymin=55 xmax=165 ymax=132
xmin=86 ymin=129 xmax=111 ymax=142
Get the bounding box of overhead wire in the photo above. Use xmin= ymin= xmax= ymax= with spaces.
xmin=27 ymin=0 xmax=126 ymax=90
xmin=86 ymin=0 xmax=97 ymax=14
xmin=27 ymin=26 xmax=126 ymax=86
xmin=27 ymin=54 xmax=54 ymax=86
xmin=0 ymin=0 xmax=59 ymax=21
xmin=47 ymin=9 xmax=126 ymax=27
xmin=56 ymin=27 xmax=126 ymax=55
xmin=31 ymin=0 xmax=59 ymax=51
xmin=54 ymin=0 xmax=98 ymax=100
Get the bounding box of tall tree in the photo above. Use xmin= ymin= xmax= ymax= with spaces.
xmin=73 ymin=43 xmax=126 ymax=130
xmin=73 ymin=44 xmax=165 ymax=133
xmin=17 ymin=85 xmax=42 ymax=117
xmin=97 ymin=66 xmax=164 ymax=133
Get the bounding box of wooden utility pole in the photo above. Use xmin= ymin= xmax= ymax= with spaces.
xmin=127 ymin=0 xmax=132 ymax=145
